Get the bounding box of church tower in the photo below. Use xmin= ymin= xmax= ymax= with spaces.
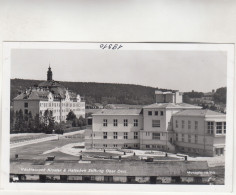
xmin=47 ymin=66 xmax=53 ymax=81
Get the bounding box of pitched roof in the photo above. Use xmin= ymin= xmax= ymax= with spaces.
xmin=173 ymin=109 xmax=225 ymax=117
xmin=143 ymin=103 xmax=201 ymax=109
xmin=38 ymin=80 xmax=65 ymax=88
xmin=13 ymin=90 xmax=50 ymax=101
xmin=92 ymin=109 xmax=142 ymax=116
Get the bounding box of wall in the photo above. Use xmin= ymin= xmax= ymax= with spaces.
xmin=67 ymin=176 xmax=82 ymax=181
xmin=135 ymin=176 xmax=150 ymax=183
xmin=173 ymin=114 xmax=226 ymax=156
xmin=181 ymin=176 xmax=194 ymax=183
xmin=95 ymin=176 xmax=104 ymax=182
xmin=113 ymin=176 xmax=127 ymax=183
xmin=91 ymin=114 xmax=142 ymax=148
xmin=156 ymin=176 xmax=171 ymax=183
xmin=13 ymin=100 xmax=40 ymax=117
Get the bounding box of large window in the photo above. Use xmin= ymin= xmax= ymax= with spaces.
xmin=155 ymin=111 xmax=158 ymax=116
xmin=113 ymin=132 xmax=118 ymax=139
xmin=152 ymin=120 xmax=160 ymax=127
xmin=216 ymin=122 xmax=223 ymax=134
xmin=152 ymin=133 xmax=160 ymax=140
xmin=24 ymin=109 xmax=28 ymax=115
xmin=188 ymin=135 xmax=191 ymax=143
xmin=24 ymin=102 xmax=28 ymax=108
xmin=207 ymin=122 xmax=214 ymax=134
xmin=103 ymin=119 xmax=108 ymax=127
xmin=182 ymin=134 xmax=184 ymax=142
xmin=224 ymin=122 xmax=226 ymax=134
xmin=148 ymin=111 xmax=152 ymax=116
xmin=161 ymin=111 xmax=164 ymax=116
xmin=124 ymin=132 xmax=128 ymax=139
xmin=195 ymin=121 xmax=198 ymax=130
xmin=182 ymin=120 xmax=185 ymax=129
xmin=124 ymin=119 xmax=128 ymax=126
xmin=175 ymin=120 xmax=178 ymax=128
xmin=188 ymin=121 xmax=191 ymax=130
xmin=103 ymin=132 xmax=107 ymax=139
xmin=134 ymin=119 xmax=138 ymax=127
xmin=134 ymin=132 xmax=138 ymax=139
xmin=113 ymin=119 xmax=118 ymax=127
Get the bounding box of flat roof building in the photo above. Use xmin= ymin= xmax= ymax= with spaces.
xmin=85 ymin=91 xmax=226 ymax=157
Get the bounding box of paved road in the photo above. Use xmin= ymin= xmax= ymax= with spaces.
xmin=10 ymin=130 xmax=85 ymax=149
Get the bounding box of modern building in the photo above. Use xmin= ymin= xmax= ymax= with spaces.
xmin=85 ymin=91 xmax=226 ymax=157
xmin=140 ymin=103 xmax=201 ymax=151
xmin=13 ymin=66 xmax=85 ymax=123
xmin=85 ymin=109 xmax=143 ymax=149
xmin=173 ymin=109 xmax=226 ymax=156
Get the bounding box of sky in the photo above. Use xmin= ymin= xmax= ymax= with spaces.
xmin=11 ymin=48 xmax=227 ymax=92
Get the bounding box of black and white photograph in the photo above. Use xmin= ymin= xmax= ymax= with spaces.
xmin=1 ymin=42 xmax=234 ymax=192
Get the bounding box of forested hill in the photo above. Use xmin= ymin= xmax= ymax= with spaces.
xmin=11 ymin=79 xmax=167 ymax=105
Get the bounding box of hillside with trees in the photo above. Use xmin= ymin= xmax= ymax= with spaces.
xmin=11 ymin=79 xmax=174 ymax=105
xmin=11 ymin=79 xmax=226 ymax=106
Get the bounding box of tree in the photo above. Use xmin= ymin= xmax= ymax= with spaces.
xmin=14 ymin=109 xmax=24 ymax=131
xmin=66 ymin=110 xmax=76 ymax=121
xmin=33 ymin=114 xmax=41 ymax=132
xmin=10 ymin=109 xmax=15 ymax=130
xmin=213 ymin=87 xmax=226 ymax=104
xmin=77 ymin=116 xmax=86 ymax=127
xmin=43 ymin=109 xmax=55 ymax=133
xmin=183 ymin=95 xmax=191 ymax=104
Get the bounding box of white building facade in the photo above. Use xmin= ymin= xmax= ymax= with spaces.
xmin=85 ymin=91 xmax=226 ymax=157
xmin=13 ymin=67 xmax=85 ymax=123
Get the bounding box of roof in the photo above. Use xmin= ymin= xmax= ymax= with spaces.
xmin=155 ymin=90 xmax=175 ymax=95
xmin=38 ymin=80 xmax=65 ymax=88
xmin=143 ymin=103 xmax=201 ymax=109
xmin=92 ymin=109 xmax=142 ymax=116
xmin=10 ymin=160 xmax=209 ymax=177
xmin=13 ymin=81 xmax=78 ymax=101
xmin=13 ymin=90 xmax=50 ymax=101
xmin=173 ymin=109 xmax=225 ymax=117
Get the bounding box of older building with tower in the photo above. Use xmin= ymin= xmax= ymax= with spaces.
xmin=13 ymin=66 xmax=85 ymax=123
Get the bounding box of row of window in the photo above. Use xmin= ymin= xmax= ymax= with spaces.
xmin=148 ymin=111 xmax=164 ymax=116
xmin=39 ymin=102 xmax=81 ymax=108
xmin=145 ymin=145 xmax=166 ymax=149
xmin=102 ymin=132 xmax=139 ymax=139
xmin=102 ymin=144 xmax=139 ymax=148
xmin=206 ymin=121 xmax=226 ymax=134
xmin=175 ymin=120 xmax=198 ymax=130
xmin=145 ymin=132 xmax=166 ymax=138
xmin=102 ymin=119 xmax=161 ymax=128
xmin=103 ymin=119 xmax=139 ymax=127
xmin=176 ymin=133 xmax=199 ymax=143
xmin=175 ymin=120 xmax=226 ymax=134
xmin=97 ymin=132 xmax=162 ymax=140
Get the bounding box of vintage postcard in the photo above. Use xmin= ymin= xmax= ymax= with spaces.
xmin=1 ymin=42 xmax=234 ymax=192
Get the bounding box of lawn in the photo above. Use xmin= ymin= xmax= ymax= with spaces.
xmin=10 ymin=137 xmax=83 ymax=161
xmin=10 ymin=133 xmax=54 ymax=144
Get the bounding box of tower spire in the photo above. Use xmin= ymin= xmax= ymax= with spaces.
xmin=47 ymin=65 xmax=53 ymax=81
